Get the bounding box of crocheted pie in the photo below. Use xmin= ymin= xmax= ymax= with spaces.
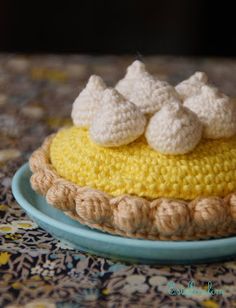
xmin=29 ymin=61 xmax=236 ymax=240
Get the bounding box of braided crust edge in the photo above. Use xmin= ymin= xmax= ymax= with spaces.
xmin=29 ymin=134 xmax=236 ymax=240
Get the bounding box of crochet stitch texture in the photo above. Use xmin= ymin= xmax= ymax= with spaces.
xmin=116 ymin=60 xmax=180 ymax=116
xmin=184 ymin=85 xmax=236 ymax=139
xmin=71 ymin=62 xmax=236 ymax=154
xmin=145 ymin=101 xmax=203 ymax=154
xmin=175 ymin=71 xmax=208 ymax=100
xmin=71 ymin=75 xmax=106 ymax=128
xmin=50 ymin=126 xmax=236 ymax=200
xmin=29 ymin=134 xmax=236 ymax=240
xmin=90 ymin=88 xmax=146 ymax=146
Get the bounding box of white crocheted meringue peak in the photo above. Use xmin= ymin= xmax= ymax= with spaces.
xmin=116 ymin=60 xmax=148 ymax=97
xmin=90 ymin=88 xmax=146 ymax=147
xmin=145 ymin=101 xmax=203 ymax=155
xmin=116 ymin=60 xmax=180 ymax=116
xmin=70 ymin=66 xmax=236 ymax=155
xmin=71 ymin=75 xmax=107 ymax=128
xmin=175 ymin=71 xmax=208 ymax=100
xmin=184 ymin=85 xmax=236 ymax=139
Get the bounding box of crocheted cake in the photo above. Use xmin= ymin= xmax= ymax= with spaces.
xmin=29 ymin=61 xmax=236 ymax=240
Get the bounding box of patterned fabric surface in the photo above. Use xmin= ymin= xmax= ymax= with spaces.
xmin=1 ymin=54 xmax=236 ymax=308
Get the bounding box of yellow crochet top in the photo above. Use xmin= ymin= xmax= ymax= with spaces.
xmin=49 ymin=126 xmax=236 ymax=200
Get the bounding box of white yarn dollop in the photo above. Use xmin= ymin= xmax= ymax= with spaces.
xmin=116 ymin=60 xmax=148 ymax=97
xmin=184 ymin=85 xmax=236 ymax=139
xmin=70 ymin=66 xmax=236 ymax=154
xmin=145 ymin=101 xmax=203 ymax=155
xmin=175 ymin=72 xmax=208 ymax=100
xmin=90 ymin=88 xmax=146 ymax=147
xmin=116 ymin=60 xmax=180 ymax=116
xmin=71 ymin=75 xmax=107 ymax=128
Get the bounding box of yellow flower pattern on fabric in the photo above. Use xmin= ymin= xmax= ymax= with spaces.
xmin=0 ymin=224 xmax=17 ymax=234
xmin=0 ymin=252 xmax=10 ymax=265
xmin=202 ymin=300 xmax=219 ymax=308
xmin=0 ymin=221 xmax=37 ymax=234
xmin=12 ymin=220 xmax=38 ymax=230
xmin=0 ymin=204 xmax=8 ymax=211
xmin=50 ymin=126 xmax=236 ymax=200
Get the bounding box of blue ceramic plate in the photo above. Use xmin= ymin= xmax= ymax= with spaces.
xmin=12 ymin=163 xmax=236 ymax=264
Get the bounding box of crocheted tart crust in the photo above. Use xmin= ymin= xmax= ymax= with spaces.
xmin=29 ymin=131 xmax=236 ymax=241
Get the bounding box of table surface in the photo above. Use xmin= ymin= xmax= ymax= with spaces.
xmin=1 ymin=55 xmax=236 ymax=308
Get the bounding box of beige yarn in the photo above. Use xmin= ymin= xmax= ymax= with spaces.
xmin=89 ymin=88 xmax=146 ymax=147
xmin=115 ymin=60 xmax=148 ymax=97
xmin=70 ymin=68 xmax=236 ymax=153
xmin=145 ymin=101 xmax=203 ymax=155
xmin=116 ymin=60 xmax=180 ymax=116
xmin=184 ymin=85 xmax=236 ymax=139
xmin=175 ymin=71 xmax=208 ymax=100
xmin=71 ymin=75 xmax=107 ymax=128
xmin=29 ymin=135 xmax=236 ymax=241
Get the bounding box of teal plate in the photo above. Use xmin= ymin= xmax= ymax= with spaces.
xmin=12 ymin=163 xmax=236 ymax=264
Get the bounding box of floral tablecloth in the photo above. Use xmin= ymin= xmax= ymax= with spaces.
xmin=1 ymin=54 xmax=236 ymax=308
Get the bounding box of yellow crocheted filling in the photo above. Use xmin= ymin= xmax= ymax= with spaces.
xmin=50 ymin=126 xmax=236 ymax=200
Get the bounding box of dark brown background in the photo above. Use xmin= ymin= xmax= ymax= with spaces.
xmin=0 ymin=0 xmax=235 ymax=56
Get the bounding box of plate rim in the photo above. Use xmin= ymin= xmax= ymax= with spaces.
xmin=12 ymin=163 xmax=236 ymax=250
